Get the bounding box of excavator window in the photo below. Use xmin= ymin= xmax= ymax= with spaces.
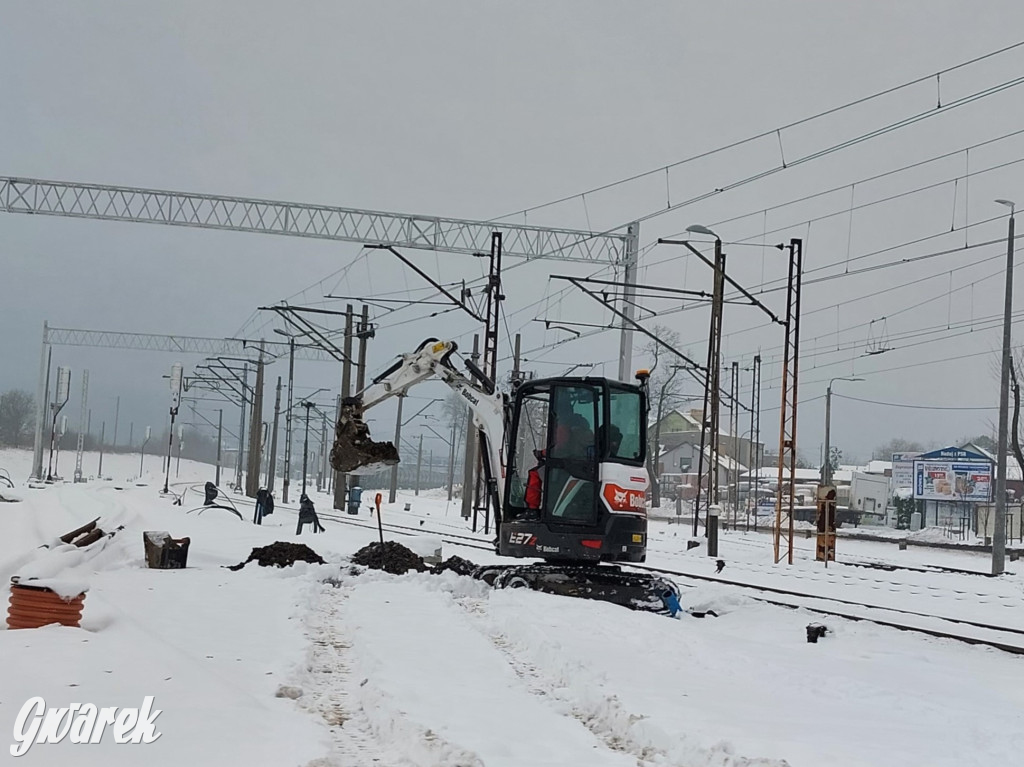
xmin=607 ymin=386 xmax=644 ymax=463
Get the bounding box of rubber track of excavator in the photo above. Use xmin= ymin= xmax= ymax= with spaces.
xmin=474 ymin=564 xmax=681 ymax=616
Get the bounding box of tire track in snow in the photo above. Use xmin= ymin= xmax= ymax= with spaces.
xmin=452 ymin=593 xmax=790 ymax=767
xmin=300 ymin=579 xmax=486 ymax=767
xmin=297 ymin=582 xmax=385 ymax=766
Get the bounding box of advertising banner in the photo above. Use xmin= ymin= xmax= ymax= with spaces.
xmin=913 ymin=460 xmax=992 ymax=502
xmin=891 ymin=452 xmax=921 ymax=490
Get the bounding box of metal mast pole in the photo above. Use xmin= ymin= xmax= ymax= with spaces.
xmin=693 ymin=238 xmax=725 ymax=535
xmin=730 ymin=361 xmax=739 ymax=526
xmin=415 ymin=433 xmax=423 ymax=496
xmin=283 ymin=338 xmax=295 ymax=503
xmin=97 ymin=422 xmax=106 ymax=478
xmin=215 ymin=409 xmax=223 ymax=486
xmin=235 ymin=363 xmax=248 ymax=491
xmin=774 ymin=239 xmax=804 ymax=565
xmin=74 ymin=370 xmax=89 ymax=483
xmin=31 ymin=321 xmax=49 ymax=479
xmin=747 ymin=355 xmax=759 ymax=531
xmin=112 ymin=395 xmax=120 ymax=451
xmin=993 ymin=201 xmax=1016 ymax=575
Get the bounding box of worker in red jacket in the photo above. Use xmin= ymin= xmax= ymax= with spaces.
xmin=525 ymin=449 xmax=546 ymax=510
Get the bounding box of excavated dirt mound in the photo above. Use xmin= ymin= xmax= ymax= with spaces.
xmin=431 ymin=555 xmax=479 ymax=577
xmin=351 ymin=541 xmax=429 ymax=575
xmin=229 ymin=542 xmax=326 ymax=570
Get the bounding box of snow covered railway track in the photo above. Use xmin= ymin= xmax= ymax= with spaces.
xmin=630 ymin=563 xmax=1024 ymax=656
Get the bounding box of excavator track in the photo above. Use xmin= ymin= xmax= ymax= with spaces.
xmin=474 ymin=564 xmax=682 ymax=617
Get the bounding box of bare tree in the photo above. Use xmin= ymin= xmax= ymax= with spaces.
xmin=0 ymin=390 xmax=34 ymax=448
xmin=873 ymin=437 xmax=925 ymax=460
xmin=640 ymin=325 xmax=689 ymax=507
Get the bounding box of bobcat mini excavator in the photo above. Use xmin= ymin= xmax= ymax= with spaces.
xmin=330 ymin=339 xmax=681 ymax=615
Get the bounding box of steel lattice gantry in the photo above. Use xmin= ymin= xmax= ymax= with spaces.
xmin=0 ymin=176 xmax=630 ymax=264
xmin=29 ymin=323 xmax=333 ymax=479
xmin=43 ymin=326 xmax=333 ymax=361
xmin=4 ymin=176 xmax=640 ymax=479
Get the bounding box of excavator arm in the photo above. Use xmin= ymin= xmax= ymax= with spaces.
xmin=329 ymin=339 xmax=507 ymax=509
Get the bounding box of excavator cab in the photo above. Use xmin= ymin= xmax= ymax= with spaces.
xmin=500 ymin=375 xmax=649 ymax=563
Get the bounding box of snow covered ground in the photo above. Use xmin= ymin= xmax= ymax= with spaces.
xmin=1 ymin=447 xmax=1022 ymax=766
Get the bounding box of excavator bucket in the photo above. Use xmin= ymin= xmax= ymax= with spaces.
xmin=330 ymin=398 xmax=400 ymax=474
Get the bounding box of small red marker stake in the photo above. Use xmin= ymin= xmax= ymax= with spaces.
xmin=374 ymin=492 xmax=384 ymax=546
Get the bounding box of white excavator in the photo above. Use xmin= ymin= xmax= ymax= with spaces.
xmin=331 ymin=338 xmax=681 ymax=615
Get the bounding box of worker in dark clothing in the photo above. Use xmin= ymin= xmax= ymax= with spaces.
xmin=297 ymin=493 xmax=325 ymax=534
xmin=253 ymin=488 xmax=274 ymax=525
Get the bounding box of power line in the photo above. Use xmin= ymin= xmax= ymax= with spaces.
xmin=832 ymin=392 xmax=995 ymax=411
xmin=493 ymin=39 xmax=1024 ymax=222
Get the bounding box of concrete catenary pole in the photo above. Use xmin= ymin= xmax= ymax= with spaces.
xmin=334 ymin=304 xmax=354 ymax=510
xmin=993 ymin=200 xmax=1016 ymax=575
xmin=388 ymin=394 xmax=405 ymax=504
xmin=461 ymin=335 xmax=480 ymax=519
xmin=283 ymin=338 xmax=295 ymax=504
xmin=617 ymin=222 xmax=640 ymax=382
xmin=31 ymin=322 xmax=50 ymax=480
xmin=245 ymin=348 xmax=265 ymax=498
xmin=266 ymin=375 xmax=282 ymax=493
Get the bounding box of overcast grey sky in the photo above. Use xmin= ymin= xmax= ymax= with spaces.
xmin=3 ymin=1 xmax=1024 ymax=464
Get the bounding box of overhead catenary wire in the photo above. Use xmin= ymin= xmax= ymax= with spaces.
xmin=491 ymin=39 xmax=1024 ymax=223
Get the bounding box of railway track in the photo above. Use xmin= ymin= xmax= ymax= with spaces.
xmin=240 ymin=495 xmax=1024 ymax=657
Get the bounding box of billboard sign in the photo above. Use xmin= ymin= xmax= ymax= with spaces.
xmin=913 ymin=458 xmax=992 ymax=502
xmin=891 ymin=452 xmax=921 ymax=491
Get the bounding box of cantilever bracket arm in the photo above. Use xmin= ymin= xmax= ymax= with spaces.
xmin=370 ymin=244 xmax=485 ymax=322
xmin=550 ymin=275 xmax=707 ymax=377
xmin=658 ymin=238 xmax=784 ymax=326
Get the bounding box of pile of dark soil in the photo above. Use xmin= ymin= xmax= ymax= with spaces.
xmin=351 ymin=541 xmax=429 ymax=574
xmin=431 ymin=555 xmax=479 ymax=577
xmin=330 ymin=404 xmax=400 ymax=473
xmin=229 ymin=542 xmax=326 ymax=571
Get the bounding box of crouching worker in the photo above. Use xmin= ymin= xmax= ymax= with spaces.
xmin=254 ymin=488 xmax=274 ymax=525
xmin=297 ymin=493 xmax=325 ymax=534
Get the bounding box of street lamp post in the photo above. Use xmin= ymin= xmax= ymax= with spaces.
xmin=823 ymin=377 xmax=863 ymax=487
xmin=993 ymin=198 xmax=1016 ymax=575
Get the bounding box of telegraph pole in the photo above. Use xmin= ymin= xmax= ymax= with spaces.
xmin=266 ymin=376 xmax=281 ymax=493
xmin=283 ymin=338 xmax=295 ymax=503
